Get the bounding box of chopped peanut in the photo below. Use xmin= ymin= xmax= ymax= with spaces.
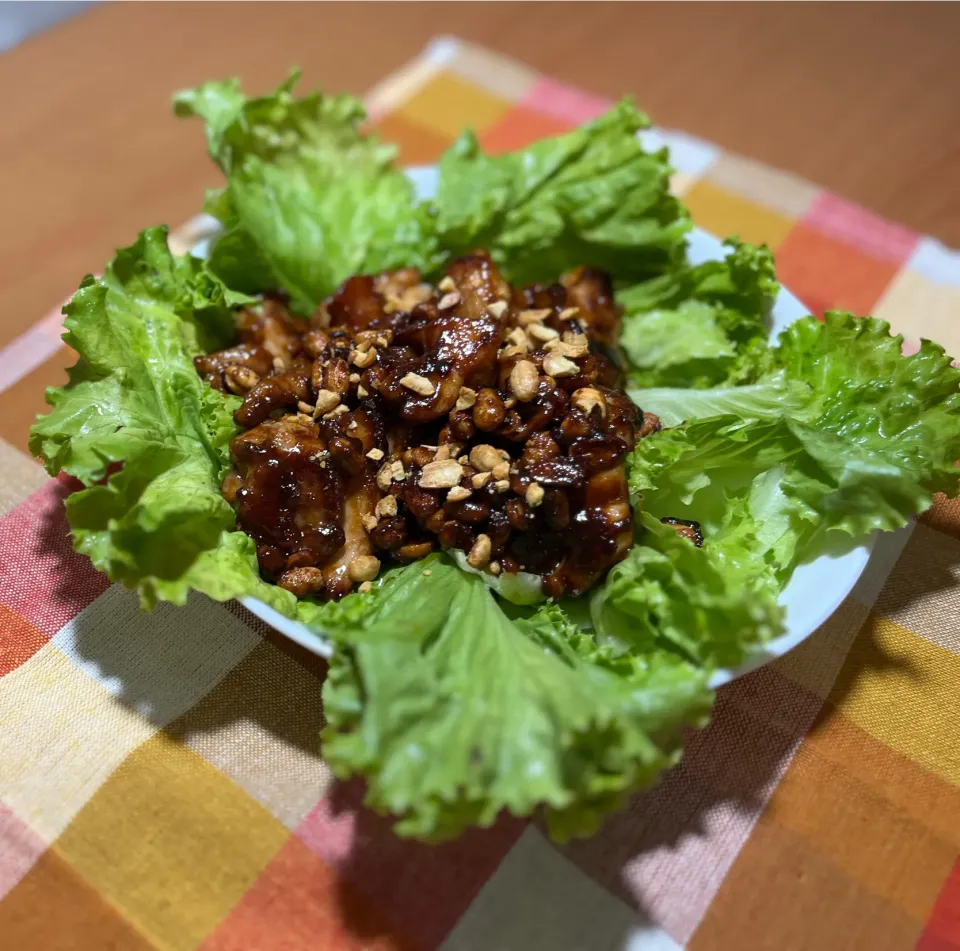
xmin=224 ymin=365 xmax=260 ymax=394
xmin=525 ymin=483 xmax=545 ymax=508
xmin=348 ymin=555 xmax=380 ymax=583
xmin=559 ymin=332 xmax=590 ymax=358
xmin=517 ymin=308 xmax=551 ymax=326
xmin=376 ymin=495 xmax=398 ymax=517
xmin=507 ymin=327 xmax=528 ymax=348
xmin=351 ymin=348 xmax=377 ymax=368
xmin=543 ymin=352 xmax=580 ymax=377
xmin=376 ymin=462 xmax=394 ymax=492
xmin=509 ymin=360 xmax=540 ymax=401
xmin=400 ymin=372 xmax=435 ymax=396
xmin=528 ymin=323 xmax=559 ymax=343
xmin=313 ymin=389 xmax=340 ymax=415
xmin=572 ymin=387 xmax=607 ymax=418
xmin=455 ymin=386 xmax=478 ymax=410
xmin=467 ymin=533 xmax=492 ymax=568
xmin=469 ymin=444 xmax=502 ymax=472
xmin=419 ymin=459 xmax=464 ymax=489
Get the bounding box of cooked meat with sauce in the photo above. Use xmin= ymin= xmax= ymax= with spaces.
xmin=196 ymin=252 xmax=667 ymax=601
xmin=660 ymin=517 xmax=704 ymax=547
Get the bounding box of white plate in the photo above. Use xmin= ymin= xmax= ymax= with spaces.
xmin=240 ymin=165 xmax=874 ymax=688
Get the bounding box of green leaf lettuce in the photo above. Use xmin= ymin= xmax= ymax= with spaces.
xmin=432 ymin=98 xmax=691 ymax=285
xmin=174 ymin=72 xmax=438 ymax=312
xmin=322 ymin=553 xmax=712 ymax=842
xmin=619 ymin=239 xmax=778 ymax=388
xmin=629 ymin=312 xmax=960 ymax=583
xmin=29 ymin=228 xmax=359 ymax=625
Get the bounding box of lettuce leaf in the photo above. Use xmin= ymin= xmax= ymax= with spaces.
xmin=628 ymin=312 xmax=960 ymax=581
xmin=629 ymin=371 xmax=812 ymax=429
xmin=591 ymin=512 xmax=782 ymax=665
xmin=776 ymin=312 xmax=960 ymax=500
xmin=28 ymin=228 xmax=245 ymax=600
xmin=321 ymin=553 xmax=712 ymax=842
xmin=28 ymin=228 xmax=356 ymax=628
xmin=174 ymin=72 xmax=438 ymax=312
xmin=620 ymin=240 xmax=777 ymax=388
xmin=432 ymin=98 xmax=690 ymax=285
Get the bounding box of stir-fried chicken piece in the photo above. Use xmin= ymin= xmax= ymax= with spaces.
xmin=200 ymin=251 xmax=668 ymax=599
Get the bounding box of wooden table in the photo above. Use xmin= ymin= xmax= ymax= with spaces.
xmin=1 ymin=1 xmax=958 ymax=449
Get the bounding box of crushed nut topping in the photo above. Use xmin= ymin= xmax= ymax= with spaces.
xmin=572 ymin=387 xmax=607 ymax=418
xmin=525 ymin=483 xmax=545 ymax=508
xmin=350 ymin=347 xmax=376 ymax=369
xmin=376 ymin=495 xmax=398 ymax=518
xmin=419 ymin=459 xmax=464 ymax=489
xmin=224 ymin=365 xmax=260 ymax=395
xmin=467 ymin=533 xmax=492 ymax=569
xmin=197 ymin=253 xmax=662 ymax=600
xmin=509 ymin=360 xmax=540 ymax=402
xmin=348 ymin=555 xmax=380 ymax=583
xmin=455 ymin=386 xmax=478 ymax=410
xmin=517 ymin=308 xmax=551 ymax=326
xmin=528 ymin=323 xmax=559 ymax=344
xmin=542 ymin=352 xmax=580 ymax=378
xmin=400 ymin=372 xmax=435 ymax=396
xmin=469 ymin=444 xmax=501 ymax=472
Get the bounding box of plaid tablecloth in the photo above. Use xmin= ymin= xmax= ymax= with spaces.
xmin=2 ymin=37 xmax=959 ymax=951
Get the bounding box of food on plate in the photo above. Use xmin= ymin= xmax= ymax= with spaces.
xmin=198 ymin=254 xmax=671 ymax=602
xmin=29 ymin=72 xmax=960 ymax=842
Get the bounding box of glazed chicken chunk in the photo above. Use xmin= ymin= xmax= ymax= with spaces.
xmin=196 ymin=252 xmax=666 ymax=601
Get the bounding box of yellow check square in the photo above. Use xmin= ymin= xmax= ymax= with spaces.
xmin=55 ymin=733 xmax=289 ymax=951
xmin=398 ymin=72 xmax=512 ymax=140
xmin=683 ymin=180 xmax=795 ymax=250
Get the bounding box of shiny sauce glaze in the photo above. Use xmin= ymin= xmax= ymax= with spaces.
xmin=197 ymin=252 xmax=665 ymax=601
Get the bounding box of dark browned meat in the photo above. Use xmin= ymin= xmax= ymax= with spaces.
xmin=198 ymin=251 xmax=659 ymax=599
xmin=660 ymin=517 xmax=704 ymax=547
xmin=560 ymin=267 xmax=621 ymax=348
